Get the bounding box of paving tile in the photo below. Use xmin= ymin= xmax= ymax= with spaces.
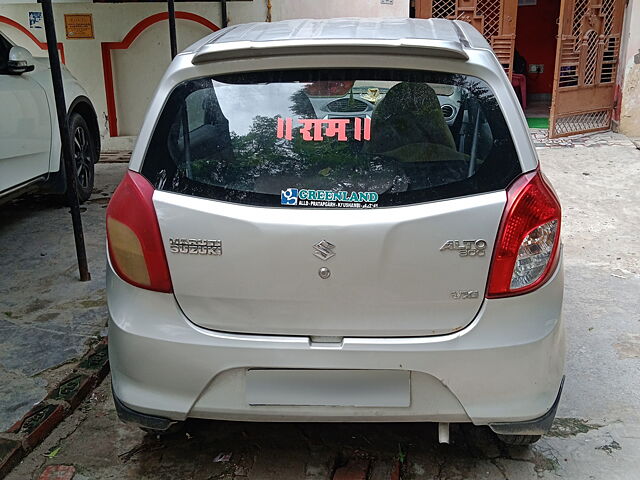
xmin=46 ymin=374 xmax=95 ymax=411
xmin=527 ymin=129 xmax=638 ymax=148
xmin=368 ymin=458 xmax=400 ymax=480
xmin=37 ymin=465 xmax=76 ymax=480
xmin=78 ymin=344 xmax=109 ymax=383
xmin=0 ymin=364 xmax=48 ymax=432
xmin=332 ymin=457 xmax=370 ymax=480
xmin=10 ymin=403 xmax=65 ymax=449
xmin=0 ymin=318 xmax=92 ymax=377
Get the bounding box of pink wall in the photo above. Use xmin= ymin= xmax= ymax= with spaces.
xmin=515 ymin=0 xmax=562 ymax=95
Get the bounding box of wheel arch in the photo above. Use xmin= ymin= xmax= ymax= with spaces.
xmin=69 ymin=96 xmax=101 ymax=162
xmin=41 ymin=98 xmax=100 ymax=196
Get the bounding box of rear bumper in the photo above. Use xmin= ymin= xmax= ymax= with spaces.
xmin=113 ymin=376 xmax=565 ymax=436
xmin=112 ymin=384 xmax=176 ymax=431
xmin=489 ymin=376 xmax=564 ymax=435
xmin=108 ymin=256 xmax=565 ymax=426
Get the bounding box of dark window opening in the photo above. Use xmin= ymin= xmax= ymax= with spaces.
xmin=141 ymin=68 xmax=521 ymax=208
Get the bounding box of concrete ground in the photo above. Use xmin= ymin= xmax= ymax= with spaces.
xmin=3 ymin=132 xmax=640 ymax=479
xmin=0 ymin=164 xmax=125 ymax=432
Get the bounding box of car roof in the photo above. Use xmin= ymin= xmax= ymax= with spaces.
xmin=186 ymin=18 xmax=491 ymax=64
xmin=213 ymin=17 xmax=481 ymax=44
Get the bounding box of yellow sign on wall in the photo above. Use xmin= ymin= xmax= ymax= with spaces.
xmin=64 ymin=14 xmax=94 ymax=39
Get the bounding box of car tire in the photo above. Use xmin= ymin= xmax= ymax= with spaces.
xmin=68 ymin=112 xmax=96 ymax=203
xmin=496 ymin=434 xmax=542 ymax=446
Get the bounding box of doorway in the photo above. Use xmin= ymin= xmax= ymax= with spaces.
xmin=514 ymin=0 xmax=562 ymax=129
xmin=414 ymin=0 xmax=626 ymax=137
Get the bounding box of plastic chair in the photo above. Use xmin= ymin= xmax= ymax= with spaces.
xmin=511 ymin=73 xmax=527 ymax=111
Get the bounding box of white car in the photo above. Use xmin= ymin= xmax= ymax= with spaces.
xmin=107 ymin=18 xmax=565 ymax=446
xmin=0 ymin=32 xmax=99 ymax=204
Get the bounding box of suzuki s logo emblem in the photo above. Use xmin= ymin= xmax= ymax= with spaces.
xmin=313 ymin=240 xmax=336 ymax=260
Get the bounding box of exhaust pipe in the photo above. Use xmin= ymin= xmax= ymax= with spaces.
xmin=438 ymin=422 xmax=450 ymax=444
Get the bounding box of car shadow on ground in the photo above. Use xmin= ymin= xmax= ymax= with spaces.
xmin=121 ymin=418 xmax=556 ymax=479
xmin=0 ymin=194 xmax=67 ymax=228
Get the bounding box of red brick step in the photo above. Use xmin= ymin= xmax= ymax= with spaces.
xmin=37 ymin=465 xmax=76 ymax=480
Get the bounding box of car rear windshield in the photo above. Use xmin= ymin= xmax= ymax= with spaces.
xmin=141 ymin=69 xmax=521 ymax=208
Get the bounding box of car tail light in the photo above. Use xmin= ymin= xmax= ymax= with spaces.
xmin=106 ymin=171 xmax=172 ymax=293
xmin=487 ymin=170 xmax=561 ymax=298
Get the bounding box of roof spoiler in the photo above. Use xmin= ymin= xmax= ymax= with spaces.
xmin=192 ymin=38 xmax=469 ymax=65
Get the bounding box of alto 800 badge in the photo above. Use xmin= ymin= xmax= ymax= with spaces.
xmin=440 ymin=239 xmax=487 ymax=257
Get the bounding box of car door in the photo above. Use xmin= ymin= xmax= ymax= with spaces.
xmin=0 ymin=34 xmax=51 ymax=194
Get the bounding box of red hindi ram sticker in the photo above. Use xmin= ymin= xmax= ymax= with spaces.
xmin=276 ymin=117 xmax=371 ymax=142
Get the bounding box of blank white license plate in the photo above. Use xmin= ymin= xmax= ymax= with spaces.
xmin=246 ymin=369 xmax=410 ymax=407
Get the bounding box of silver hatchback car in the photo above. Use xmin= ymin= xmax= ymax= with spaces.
xmin=106 ymin=18 xmax=564 ymax=446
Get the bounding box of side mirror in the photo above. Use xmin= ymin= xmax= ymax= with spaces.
xmin=7 ymin=46 xmax=35 ymax=75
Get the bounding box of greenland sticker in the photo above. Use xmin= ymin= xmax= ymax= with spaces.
xmin=281 ymin=188 xmax=379 ymax=208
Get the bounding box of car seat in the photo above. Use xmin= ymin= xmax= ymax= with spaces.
xmin=368 ymin=82 xmax=467 ymax=163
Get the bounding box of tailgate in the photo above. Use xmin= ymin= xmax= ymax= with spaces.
xmin=155 ymin=190 xmax=504 ymax=337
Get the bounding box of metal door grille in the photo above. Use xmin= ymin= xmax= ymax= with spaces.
xmin=550 ymin=0 xmax=625 ymax=137
xmin=432 ymin=0 xmax=456 ymax=18
xmin=416 ymin=0 xmax=518 ymax=78
xmin=476 ymin=0 xmax=501 ymax=39
xmin=553 ymin=110 xmax=611 ymax=136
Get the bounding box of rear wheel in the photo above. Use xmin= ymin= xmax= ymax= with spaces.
xmin=68 ymin=112 xmax=96 ymax=203
xmin=497 ymin=434 xmax=542 ymax=446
